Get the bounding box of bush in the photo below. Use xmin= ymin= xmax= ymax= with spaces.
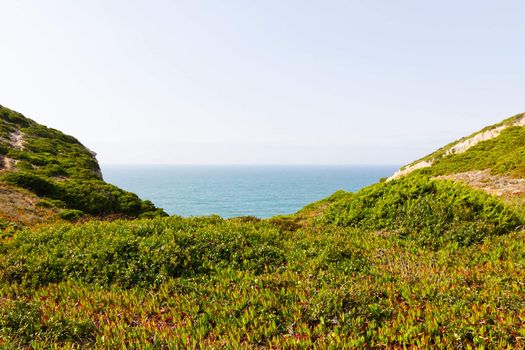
xmin=0 ymin=301 xmax=42 ymax=346
xmin=0 ymin=141 xmax=9 ymax=155
xmin=59 ymin=209 xmax=85 ymax=221
xmin=3 ymin=171 xmax=60 ymax=197
xmin=324 ymin=174 xmax=523 ymax=248
xmin=36 ymin=198 xmax=67 ymax=209
xmin=428 ymin=126 xmax=525 ymax=178
xmin=60 ymin=180 xmax=159 ymax=216
xmin=3 ymin=171 xmax=165 ymax=217
xmin=1 ymin=217 xmax=286 ymax=288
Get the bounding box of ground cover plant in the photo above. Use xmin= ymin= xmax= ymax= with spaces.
xmin=1 ymin=213 xmax=524 ymax=348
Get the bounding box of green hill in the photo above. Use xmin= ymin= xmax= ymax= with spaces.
xmin=389 ymin=112 xmax=525 ymax=180
xmin=0 ymin=105 xmax=166 ymax=224
xmin=1 ymin=107 xmax=524 ymax=349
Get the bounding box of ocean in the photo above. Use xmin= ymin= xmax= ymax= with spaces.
xmin=102 ymin=165 xmax=399 ymax=218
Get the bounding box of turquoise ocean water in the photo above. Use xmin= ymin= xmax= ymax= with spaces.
xmin=102 ymin=165 xmax=398 ymax=218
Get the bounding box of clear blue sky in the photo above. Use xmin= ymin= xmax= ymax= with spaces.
xmin=0 ymin=1 xmax=524 ymax=165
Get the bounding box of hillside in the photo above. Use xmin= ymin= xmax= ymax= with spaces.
xmin=1 ymin=109 xmax=524 ymax=348
xmin=389 ymin=112 xmax=525 ymax=178
xmin=0 ymin=105 xmax=165 ymax=224
xmin=386 ymin=112 xmax=525 ymax=213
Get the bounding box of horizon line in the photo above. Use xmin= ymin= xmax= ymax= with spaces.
xmin=100 ymin=163 xmax=402 ymax=167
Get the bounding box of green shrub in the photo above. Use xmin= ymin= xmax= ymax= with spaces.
xmin=1 ymin=217 xmax=286 ymax=288
xmin=324 ymin=174 xmax=523 ymax=248
xmin=0 ymin=141 xmax=9 ymax=155
xmin=60 ymin=180 xmax=157 ymax=216
xmin=36 ymin=198 xmax=67 ymax=209
xmin=3 ymin=171 xmax=60 ymax=197
xmin=59 ymin=209 xmax=85 ymax=221
xmin=0 ymin=301 xmax=42 ymax=346
xmin=3 ymin=171 xmax=165 ymax=217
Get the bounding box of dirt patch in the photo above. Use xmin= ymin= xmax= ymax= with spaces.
xmin=435 ymin=170 xmax=525 ymax=197
xmin=1 ymin=156 xmax=15 ymax=171
xmin=0 ymin=183 xmax=57 ymax=225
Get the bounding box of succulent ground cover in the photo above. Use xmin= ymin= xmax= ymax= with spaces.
xmin=1 ymin=204 xmax=524 ymax=348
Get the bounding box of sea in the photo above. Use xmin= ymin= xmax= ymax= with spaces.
xmin=102 ymin=165 xmax=399 ymax=218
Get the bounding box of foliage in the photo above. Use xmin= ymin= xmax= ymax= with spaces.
xmin=0 ymin=219 xmax=22 ymax=238
xmin=0 ymin=104 xmax=101 ymax=180
xmin=0 ymin=216 xmax=524 ymax=348
xmin=405 ymin=112 xmax=525 ymax=169
xmin=58 ymin=209 xmax=85 ymax=221
xmin=323 ymin=174 xmax=522 ymax=248
xmin=3 ymin=171 xmax=164 ymax=217
xmin=0 ymin=301 xmax=96 ymax=347
xmin=1 ymin=216 xmax=286 ymax=288
xmin=427 ymin=126 xmax=525 ymax=178
xmin=3 ymin=171 xmax=60 ymax=197
xmin=0 ymin=104 xmax=166 ymax=219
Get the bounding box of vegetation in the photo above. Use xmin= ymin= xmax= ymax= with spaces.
xmin=1 ymin=216 xmax=524 ymax=348
xmin=426 ymin=126 xmax=525 ymax=178
xmin=323 ymin=174 xmax=523 ymax=248
xmin=1 ymin=105 xmax=525 ymax=348
xmin=0 ymin=104 xmax=166 ymax=220
xmin=405 ymin=112 xmax=525 ymax=169
xmin=0 ymin=105 xmax=101 ymax=179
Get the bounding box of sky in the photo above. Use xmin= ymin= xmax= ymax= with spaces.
xmin=0 ymin=0 xmax=524 ymax=166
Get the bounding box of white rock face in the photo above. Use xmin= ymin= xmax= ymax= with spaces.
xmin=1 ymin=130 xmax=24 ymax=171
xmin=444 ymin=113 xmax=525 ymax=156
xmin=387 ymin=113 xmax=525 ymax=181
xmin=9 ymin=130 xmax=24 ymax=150
xmin=387 ymin=161 xmax=432 ymax=181
xmin=436 ymin=170 xmax=525 ymax=197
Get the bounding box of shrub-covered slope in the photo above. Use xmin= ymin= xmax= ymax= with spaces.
xmin=427 ymin=125 xmax=525 ymax=178
xmin=319 ymin=112 xmax=525 ymax=247
xmin=0 ymin=104 xmax=165 ymax=223
xmin=1 ymin=109 xmax=525 ymax=348
xmin=389 ymin=112 xmax=525 ymax=181
xmin=323 ymin=174 xmax=522 ymax=248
